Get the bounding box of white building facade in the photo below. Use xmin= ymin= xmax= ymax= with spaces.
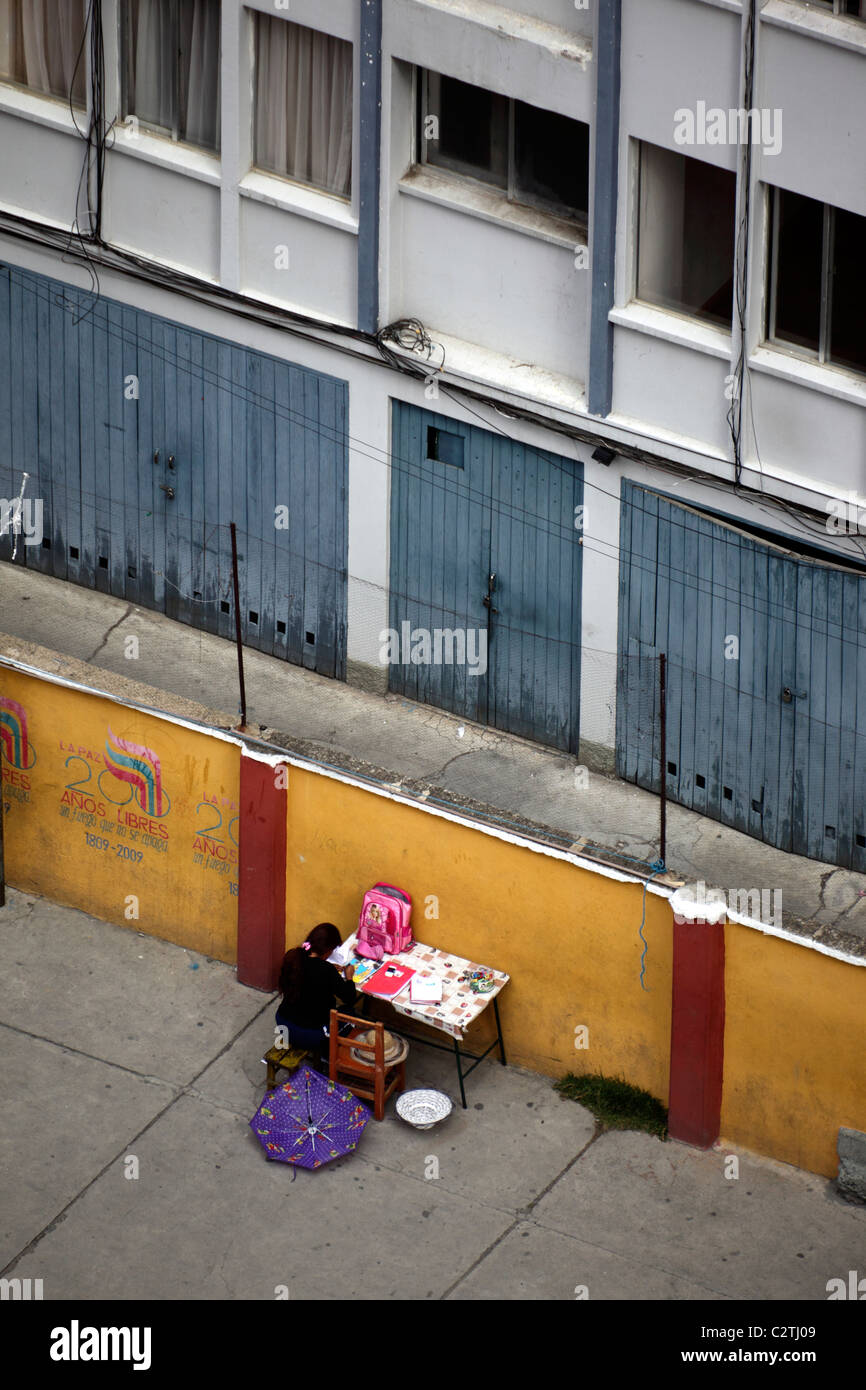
xmin=0 ymin=0 xmax=864 ymax=866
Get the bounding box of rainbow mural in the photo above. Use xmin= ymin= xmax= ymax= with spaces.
xmin=0 ymin=697 xmax=31 ymax=769
xmin=103 ymin=726 xmax=165 ymax=817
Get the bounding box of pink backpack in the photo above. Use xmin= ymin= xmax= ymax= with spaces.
xmin=356 ymin=882 xmax=413 ymax=960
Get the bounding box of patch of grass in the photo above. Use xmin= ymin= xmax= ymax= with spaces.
xmin=555 ymin=1071 xmax=668 ymax=1139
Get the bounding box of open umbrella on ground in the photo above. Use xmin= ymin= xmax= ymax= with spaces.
xmin=249 ymin=1066 xmax=371 ymax=1169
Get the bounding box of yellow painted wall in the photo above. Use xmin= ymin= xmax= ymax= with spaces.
xmin=720 ymin=920 xmax=866 ymax=1178
xmin=1 ymin=670 xmax=239 ymax=961
xmin=6 ymin=666 xmax=865 ymax=1178
xmin=284 ymin=767 xmax=673 ymax=1090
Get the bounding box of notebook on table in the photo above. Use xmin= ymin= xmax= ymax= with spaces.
xmin=360 ymin=961 xmax=416 ymax=999
xmin=409 ymin=974 xmax=443 ymax=1004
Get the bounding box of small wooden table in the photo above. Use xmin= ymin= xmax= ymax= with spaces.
xmin=345 ymin=938 xmax=509 ymax=1108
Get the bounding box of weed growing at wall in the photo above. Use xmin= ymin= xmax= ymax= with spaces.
xmin=555 ymin=1071 xmax=668 ymax=1139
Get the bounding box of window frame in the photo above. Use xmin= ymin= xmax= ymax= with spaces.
xmin=120 ymin=0 xmax=220 ymax=151
xmin=632 ymin=140 xmax=737 ymax=333
xmin=0 ymin=0 xmax=89 ymax=110
xmin=250 ymin=10 xmax=354 ymax=203
xmin=794 ymin=0 xmax=866 ymax=18
xmin=416 ymin=67 xmax=589 ymax=227
xmin=766 ymin=186 xmax=854 ymax=371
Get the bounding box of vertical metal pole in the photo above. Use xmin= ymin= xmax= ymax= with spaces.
xmin=230 ymin=522 xmax=247 ymax=731
xmin=659 ymin=652 xmax=667 ymax=868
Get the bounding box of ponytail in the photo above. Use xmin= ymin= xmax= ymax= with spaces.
xmin=279 ymin=922 xmax=343 ymax=1005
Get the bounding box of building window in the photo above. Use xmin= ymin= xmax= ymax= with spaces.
xmin=417 ymin=70 xmax=590 ymax=224
xmin=794 ymin=1 xmax=865 ymax=18
xmin=635 ymin=142 xmax=736 ymax=329
xmin=122 ymin=0 xmax=221 ymax=152
xmin=253 ymin=15 xmax=353 ymax=200
xmin=768 ymin=188 xmax=866 ymax=375
xmin=0 ymin=0 xmax=87 ymax=107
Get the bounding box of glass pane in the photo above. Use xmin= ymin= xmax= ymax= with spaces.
xmin=425 ymin=73 xmax=507 ymax=188
xmin=254 ymin=15 xmax=353 ymax=198
xmin=178 ymin=0 xmax=220 ymax=150
xmin=773 ymin=188 xmax=822 ymax=354
xmin=126 ymin=0 xmax=220 ymax=150
xmin=829 ymin=207 xmax=866 ymax=372
xmin=513 ymin=101 xmax=589 ymax=218
xmin=427 ymin=426 xmax=464 ymax=468
xmin=126 ymin=0 xmax=175 ymax=135
xmin=636 ymin=143 xmax=735 ymax=327
xmin=0 ymin=0 xmax=87 ymax=107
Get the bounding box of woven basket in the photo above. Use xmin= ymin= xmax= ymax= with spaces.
xmin=396 ymin=1089 xmax=453 ymax=1130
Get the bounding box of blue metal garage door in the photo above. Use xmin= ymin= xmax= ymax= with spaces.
xmin=389 ymin=401 xmax=582 ymax=752
xmin=0 ymin=263 xmax=348 ymax=679
xmin=617 ymin=481 xmax=866 ymax=871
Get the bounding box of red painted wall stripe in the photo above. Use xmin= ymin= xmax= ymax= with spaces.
xmin=237 ymin=754 xmax=287 ymax=991
xmin=668 ymin=916 xmax=726 ymax=1147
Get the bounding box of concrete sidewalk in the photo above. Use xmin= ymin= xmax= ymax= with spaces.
xmin=1 ymin=889 xmax=863 ymax=1302
xmin=2 ymin=563 xmax=866 ymax=956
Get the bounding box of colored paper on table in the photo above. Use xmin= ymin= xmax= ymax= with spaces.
xmin=348 ymin=956 xmax=379 ymax=986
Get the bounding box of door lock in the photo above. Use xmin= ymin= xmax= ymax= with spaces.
xmin=159 ymin=483 xmax=175 ymax=500
xmin=781 ymin=686 xmax=806 ymax=703
xmin=482 ymin=572 xmax=498 ymax=613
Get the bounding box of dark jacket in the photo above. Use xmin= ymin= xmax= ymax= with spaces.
xmin=278 ymin=954 xmax=357 ymax=1028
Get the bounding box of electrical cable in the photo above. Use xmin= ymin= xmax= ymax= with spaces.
xmin=726 ymin=0 xmax=757 ymax=486
xmin=7 ymin=264 xmax=863 ymax=596
xmin=637 ymin=868 xmax=666 ymax=991
xmin=5 ymin=447 xmax=863 ymax=647
xmin=3 ymin=204 xmax=856 ymax=541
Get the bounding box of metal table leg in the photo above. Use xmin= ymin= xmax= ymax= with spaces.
xmin=494 ymin=996 xmax=506 ymax=1065
xmin=454 ymin=1036 xmax=467 ymax=1108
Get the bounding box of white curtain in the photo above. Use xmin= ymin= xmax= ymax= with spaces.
xmin=255 ymin=15 xmax=353 ymax=199
xmin=178 ymin=0 xmax=219 ymax=148
xmin=0 ymin=0 xmax=87 ymax=106
xmin=126 ymin=0 xmax=219 ymax=150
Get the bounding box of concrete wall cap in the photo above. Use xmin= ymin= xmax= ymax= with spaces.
xmin=670 ymin=888 xmax=728 ymax=924
xmin=837 ymin=1127 xmax=866 ymax=1160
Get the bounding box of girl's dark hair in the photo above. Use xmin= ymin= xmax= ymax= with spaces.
xmin=279 ymin=922 xmax=343 ymax=1005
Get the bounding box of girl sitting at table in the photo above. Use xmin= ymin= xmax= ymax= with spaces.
xmin=276 ymin=922 xmax=358 ymax=1055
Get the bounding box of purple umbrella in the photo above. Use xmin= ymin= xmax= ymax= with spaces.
xmin=249 ymin=1066 xmax=371 ymax=1169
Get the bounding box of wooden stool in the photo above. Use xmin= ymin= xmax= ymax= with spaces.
xmin=263 ymin=1043 xmax=310 ymax=1089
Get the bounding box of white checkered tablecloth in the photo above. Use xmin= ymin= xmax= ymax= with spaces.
xmin=348 ymin=939 xmax=509 ymax=1041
